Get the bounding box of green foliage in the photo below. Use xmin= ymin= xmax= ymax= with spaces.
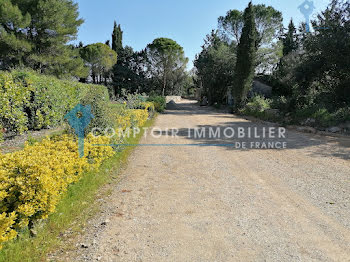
xmin=111 ymin=46 xmax=148 ymax=97
xmin=233 ymin=2 xmax=257 ymax=108
xmin=243 ymin=95 xmax=272 ymax=114
xmin=80 ymin=43 xmax=117 ymax=84
xmin=312 ymin=108 xmax=333 ymax=127
xmin=111 ymin=21 xmax=123 ymax=53
xmin=265 ymin=0 xmax=350 ymax=127
xmin=0 ymin=117 xmax=156 ymax=262
xmin=296 ymin=0 xmax=350 ymax=105
xmin=0 ymin=71 xmax=30 ymax=133
xmin=146 ymin=38 xmax=188 ymax=96
xmin=218 ymin=9 xmax=243 ymax=43
xmin=270 ymin=52 xmax=301 ymax=97
xmin=0 ymin=70 xmax=109 ymax=135
xmin=240 ymin=95 xmax=276 ymax=121
xmin=26 ymin=133 xmax=39 ymax=146
xmin=293 ymin=107 xmax=350 ymax=128
xmin=194 ymin=31 xmax=236 ymax=105
xmin=332 ymin=107 xmax=350 ymax=124
xmin=0 ymin=124 xmax=4 ymax=142
xmin=271 ymin=96 xmax=291 ymax=113
xmin=79 ymin=85 xmax=112 ymax=134
xmin=218 ymin=4 xmax=283 ymax=73
xmin=0 ymin=0 xmax=86 ymax=78
xmin=147 ymin=95 xmax=166 ymax=113
xmin=282 ymin=19 xmax=298 ymax=56
xmin=219 ymin=4 xmax=282 ymax=45
xmin=118 ymin=91 xmax=146 ymax=110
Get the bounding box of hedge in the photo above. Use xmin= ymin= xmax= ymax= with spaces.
xmin=147 ymin=95 xmax=166 ymax=112
xmin=0 ymin=105 xmax=152 ymax=249
xmin=0 ymin=70 xmax=109 ymax=135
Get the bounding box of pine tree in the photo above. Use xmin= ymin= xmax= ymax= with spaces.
xmin=111 ymin=21 xmax=123 ymax=53
xmin=0 ymin=0 xmax=86 ymax=78
xmin=232 ymin=2 xmax=257 ymax=108
xmin=282 ymin=19 xmax=298 ymax=56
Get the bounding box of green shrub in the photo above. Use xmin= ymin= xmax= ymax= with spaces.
xmin=243 ymin=95 xmax=271 ymax=114
xmin=0 ymin=72 xmax=30 ymax=134
xmin=292 ymin=106 xmax=350 ymax=127
xmin=117 ymin=92 xmax=147 ymax=110
xmin=80 ymin=85 xmax=112 ymax=134
xmin=240 ymin=95 xmax=275 ymax=120
xmin=271 ymin=96 xmax=291 ymax=112
xmin=0 ymin=124 xmax=3 ymax=142
xmin=147 ymin=95 xmax=166 ymax=112
xmin=312 ymin=108 xmax=333 ymax=127
xmin=0 ymin=70 xmax=109 ymax=135
xmin=333 ymin=107 xmax=350 ymax=123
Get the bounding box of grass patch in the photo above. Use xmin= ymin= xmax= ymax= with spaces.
xmin=0 ymin=117 xmax=156 ymax=262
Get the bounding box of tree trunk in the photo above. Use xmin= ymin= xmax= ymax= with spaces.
xmin=162 ymin=73 xmax=166 ymax=96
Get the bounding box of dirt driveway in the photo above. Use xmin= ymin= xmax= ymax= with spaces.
xmin=58 ymin=100 xmax=350 ymax=261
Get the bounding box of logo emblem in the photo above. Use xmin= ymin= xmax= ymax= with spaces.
xmin=65 ymin=104 xmax=94 ymax=157
xmin=298 ymin=0 xmax=315 ymax=32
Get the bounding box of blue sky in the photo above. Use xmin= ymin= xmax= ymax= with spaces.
xmin=74 ymin=0 xmax=330 ymax=68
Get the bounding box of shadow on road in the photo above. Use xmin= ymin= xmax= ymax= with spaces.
xmin=161 ymin=101 xmax=350 ymax=160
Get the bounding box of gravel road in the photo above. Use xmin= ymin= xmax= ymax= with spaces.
xmin=55 ymin=100 xmax=350 ymax=262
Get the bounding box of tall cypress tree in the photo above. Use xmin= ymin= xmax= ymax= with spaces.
xmin=282 ymin=19 xmax=298 ymax=56
xmin=232 ymin=2 xmax=257 ymax=108
xmin=112 ymin=21 xmax=123 ymax=53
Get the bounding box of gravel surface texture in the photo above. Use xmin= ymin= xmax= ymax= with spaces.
xmin=51 ymin=100 xmax=350 ymax=262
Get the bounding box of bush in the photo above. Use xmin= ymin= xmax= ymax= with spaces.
xmin=242 ymin=95 xmax=271 ymax=115
xmin=0 ymin=103 xmax=153 ymax=249
xmin=113 ymin=104 xmax=152 ymax=142
xmin=0 ymin=72 xmax=30 ymax=134
xmin=117 ymin=92 xmax=147 ymax=110
xmin=147 ymin=95 xmax=166 ymax=112
xmin=271 ymin=96 xmax=291 ymax=113
xmin=0 ymin=212 xmax=17 ymax=249
xmin=0 ymin=134 xmax=114 ymax=248
xmin=80 ymin=85 xmax=112 ymax=134
xmin=0 ymin=70 xmax=109 ymax=135
xmin=292 ymin=106 xmax=350 ymax=128
xmin=312 ymin=108 xmax=333 ymax=127
xmin=0 ymin=124 xmax=4 ymax=143
xmin=239 ymin=95 xmax=282 ymax=121
xmin=332 ymin=107 xmax=350 ymax=123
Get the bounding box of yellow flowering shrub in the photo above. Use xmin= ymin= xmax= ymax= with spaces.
xmin=115 ymin=109 xmax=132 ymax=131
xmin=113 ymin=105 xmax=151 ymax=141
xmin=0 ymin=103 xmax=153 ymax=248
xmin=84 ymin=134 xmax=115 ymax=168
xmin=0 ymin=212 xmax=17 ymax=249
xmin=129 ymin=109 xmax=149 ymax=127
xmin=0 ymin=134 xmax=114 ymax=248
xmin=141 ymin=102 xmax=155 ymax=112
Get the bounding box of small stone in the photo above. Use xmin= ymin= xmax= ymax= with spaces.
xmin=302 ymin=118 xmax=316 ymax=125
xmin=327 ymin=126 xmax=341 ymax=133
xmin=297 ymin=126 xmax=317 ymax=134
xmin=81 ymin=243 xmax=89 ymax=248
xmin=29 ymin=229 xmax=37 ymax=237
xmin=101 ymin=219 xmax=110 ymax=226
